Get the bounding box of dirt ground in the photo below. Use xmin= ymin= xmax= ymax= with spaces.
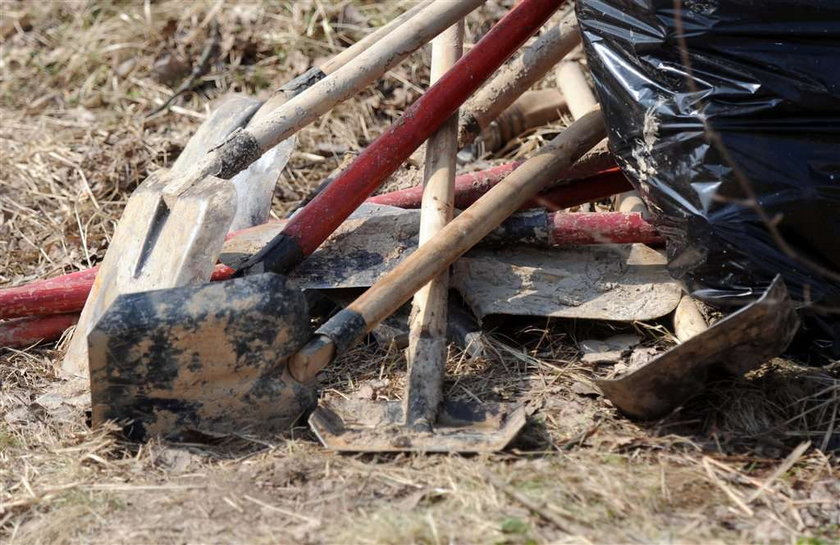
xmin=1 ymin=1 xmax=838 ymax=544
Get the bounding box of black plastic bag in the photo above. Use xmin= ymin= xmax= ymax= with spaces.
xmin=577 ymin=0 xmax=840 ymax=349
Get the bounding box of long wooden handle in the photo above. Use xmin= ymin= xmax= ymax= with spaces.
xmin=321 ymin=0 xmax=436 ymax=75
xmin=556 ymin=59 xmax=598 ymax=120
xmin=459 ymin=14 xmax=579 ymax=146
xmin=246 ymin=0 xmax=486 ymax=155
xmin=404 ymin=21 xmax=464 ymax=428
xmin=163 ymin=0 xmax=487 ymax=198
xmin=477 ymin=88 xmax=567 ymax=152
xmin=251 ymin=0 xmax=436 ymax=123
xmin=291 ymin=110 xmax=606 ymax=382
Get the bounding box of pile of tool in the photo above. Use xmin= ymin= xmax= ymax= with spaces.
xmin=0 ymin=0 xmax=799 ymax=452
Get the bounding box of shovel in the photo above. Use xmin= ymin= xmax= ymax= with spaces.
xmin=62 ymin=0 xmax=490 ymax=377
xmin=314 ymin=21 xmax=526 ymax=453
xmin=89 ymin=109 xmax=606 ymax=441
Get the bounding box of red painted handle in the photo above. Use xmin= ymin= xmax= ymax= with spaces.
xmin=0 ymin=169 xmax=631 ymax=324
xmin=525 ymin=168 xmax=631 ymax=210
xmin=0 ymin=313 xmax=79 ymax=349
xmin=368 ymin=165 xmax=631 ymax=210
xmin=0 ymin=268 xmax=97 ymax=320
xmin=550 ymin=211 xmax=662 ymax=245
xmin=367 ymin=161 xmax=523 ymax=208
xmin=0 ymin=212 xmax=662 ymax=345
xmin=0 ymin=263 xmax=233 ymax=321
xmin=284 ymin=0 xmax=563 ymax=256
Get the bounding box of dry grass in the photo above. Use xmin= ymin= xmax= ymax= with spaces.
xmin=1 ymin=1 xmax=838 ymax=544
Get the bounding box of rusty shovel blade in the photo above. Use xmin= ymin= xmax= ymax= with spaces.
xmin=88 ymin=273 xmax=314 ymax=441
xmin=596 ymin=275 xmax=800 ymax=420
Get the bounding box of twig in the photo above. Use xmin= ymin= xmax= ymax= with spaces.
xmin=482 ymin=470 xmax=570 ymax=533
xmin=701 ymin=457 xmax=754 ymax=517
xmin=147 ymin=21 xmax=221 ymax=117
xmin=745 ymin=441 xmax=810 ymax=504
xmin=558 ymin=421 xmax=600 ymax=451
xmin=242 ymin=494 xmax=321 ymax=524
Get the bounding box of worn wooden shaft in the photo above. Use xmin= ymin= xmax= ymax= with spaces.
xmin=230 ymin=4 xmax=440 ymax=229
xmin=291 ymin=110 xmax=607 ymax=382
xmin=475 ymin=88 xmax=567 ymax=153
xmin=404 ymin=21 xmax=463 ymax=430
xmin=253 ymin=0 xmax=437 ymax=122
xmin=321 ymin=0 xmax=436 ymax=74
xmin=163 ymin=0 xmax=488 ymax=199
xmin=556 ymin=60 xmax=598 ymax=120
xmin=246 ymin=0 xmax=484 ymax=155
xmin=616 ymin=191 xmax=648 ymax=215
xmin=673 ymin=295 xmax=709 ymax=343
xmin=459 ymin=15 xmax=579 ymax=146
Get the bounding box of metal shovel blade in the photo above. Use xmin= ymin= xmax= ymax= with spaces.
xmin=88 ymin=273 xmax=314 ymax=441
xmin=63 ymin=96 xmax=295 ymax=379
xmin=596 ymin=276 xmax=799 ymax=419
xmin=63 ymin=173 xmax=238 ymax=378
xmin=309 ymin=399 xmax=527 ymax=453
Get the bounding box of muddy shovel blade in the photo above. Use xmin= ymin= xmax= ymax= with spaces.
xmin=63 ymin=174 xmax=237 ymax=378
xmin=596 ymin=276 xmax=800 ymax=419
xmin=309 ymin=399 xmax=527 ymax=453
xmin=88 ymin=273 xmax=314 ymax=441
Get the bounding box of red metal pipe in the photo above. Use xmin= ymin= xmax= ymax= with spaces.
xmin=0 ymin=263 xmax=233 ymax=321
xmin=368 ymin=161 xmax=523 ymax=208
xmin=0 ymin=211 xmax=660 ymax=330
xmin=0 ymin=267 xmax=97 ymax=321
xmin=368 ymin=166 xmax=631 ymax=210
xmin=550 ymin=212 xmax=662 ymax=245
xmin=0 ymin=313 xmax=79 ymax=349
xmin=524 ymin=168 xmax=632 ymax=211
xmin=285 ymin=0 xmax=561 ymax=256
xmin=0 ymin=171 xmax=635 ymax=323
xmin=0 ymin=212 xmax=661 ymax=346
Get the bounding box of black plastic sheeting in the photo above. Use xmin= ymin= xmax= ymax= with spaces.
xmin=577 ymin=0 xmax=840 ymax=351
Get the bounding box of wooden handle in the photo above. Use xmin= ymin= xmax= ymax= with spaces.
xmin=479 ymin=88 xmax=567 ymax=152
xmin=321 ymin=0 xmax=436 ymax=75
xmin=245 ymin=0 xmax=484 ymax=153
xmin=459 ymin=14 xmax=579 ymax=145
xmin=291 ymin=110 xmax=606 ymax=382
xmin=556 ymin=59 xmax=598 ymax=120
xmin=404 ymin=21 xmax=464 ymax=428
xmin=163 ymin=0 xmax=487 ymax=199
xmin=250 ymin=0 xmax=436 ymax=124
xmin=674 ymin=295 xmax=709 ymax=343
